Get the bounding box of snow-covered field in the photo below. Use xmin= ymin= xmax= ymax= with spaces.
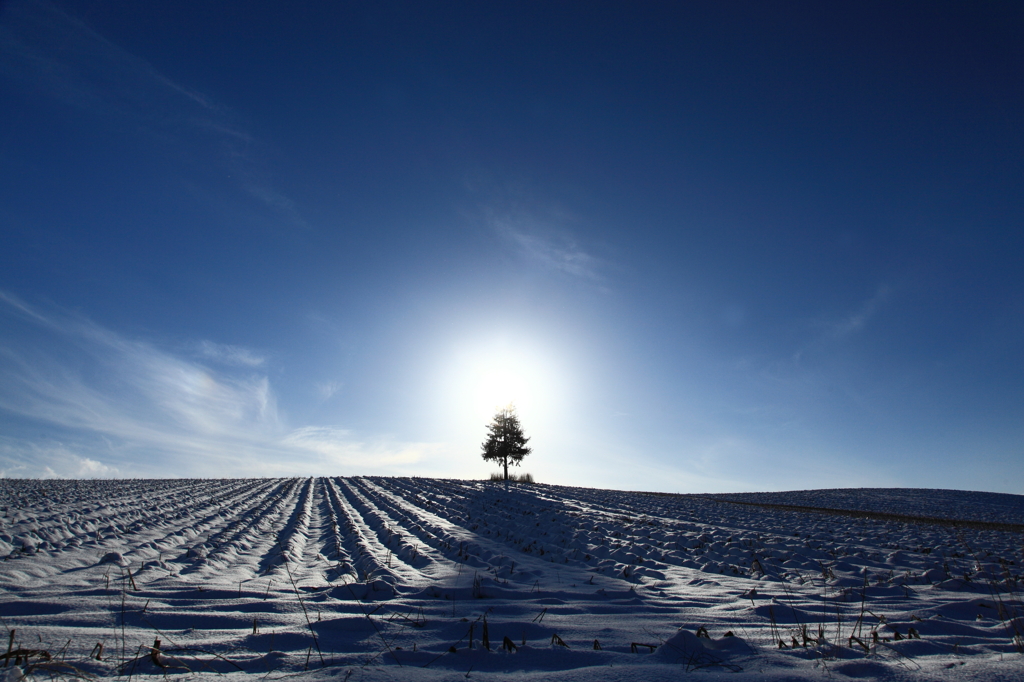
xmin=2 ymin=478 xmax=1023 ymax=681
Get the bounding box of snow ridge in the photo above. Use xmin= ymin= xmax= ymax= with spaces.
xmin=1 ymin=478 xmax=1022 ymax=681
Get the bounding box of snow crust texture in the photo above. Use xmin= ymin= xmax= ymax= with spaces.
xmin=1 ymin=478 xmax=1023 ymax=681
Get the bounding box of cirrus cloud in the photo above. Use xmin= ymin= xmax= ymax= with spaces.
xmin=0 ymin=292 xmax=449 ymax=478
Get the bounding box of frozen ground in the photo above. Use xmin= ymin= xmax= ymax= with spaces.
xmin=710 ymin=488 xmax=1024 ymax=527
xmin=1 ymin=478 xmax=1023 ymax=681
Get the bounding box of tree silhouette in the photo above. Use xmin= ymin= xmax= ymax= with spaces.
xmin=481 ymin=404 xmax=532 ymax=482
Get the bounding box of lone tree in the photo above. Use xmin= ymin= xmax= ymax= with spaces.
xmin=481 ymin=404 xmax=532 ymax=482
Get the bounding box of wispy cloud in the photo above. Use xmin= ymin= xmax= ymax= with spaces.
xmin=196 ymin=340 xmax=267 ymax=367
xmin=827 ymin=284 xmax=890 ymax=339
xmin=755 ymin=284 xmax=894 ymax=389
xmin=782 ymin=284 xmax=892 ymax=368
xmin=0 ymin=293 xmax=445 ymax=478
xmin=489 ymin=212 xmax=603 ymax=281
xmin=315 ymin=381 xmax=342 ymax=400
xmin=0 ymin=439 xmax=121 ymax=479
xmin=0 ymin=0 xmax=306 ymax=228
xmin=282 ymin=427 xmax=437 ymax=469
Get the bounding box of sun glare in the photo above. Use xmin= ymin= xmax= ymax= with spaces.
xmin=440 ymin=334 xmax=564 ymax=427
xmin=473 ymin=364 xmax=529 ymax=418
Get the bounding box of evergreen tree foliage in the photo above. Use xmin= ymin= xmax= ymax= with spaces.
xmin=481 ymin=404 xmax=531 ymax=482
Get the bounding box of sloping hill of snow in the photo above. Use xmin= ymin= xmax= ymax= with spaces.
xmin=1 ymin=478 xmax=1022 ymax=681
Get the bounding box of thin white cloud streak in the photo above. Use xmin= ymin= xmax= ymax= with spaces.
xmin=827 ymin=284 xmax=890 ymax=339
xmin=777 ymin=284 xmax=892 ymax=370
xmin=196 ymin=340 xmax=267 ymax=368
xmin=0 ymin=0 xmax=306 ymax=228
xmin=490 ymin=213 xmax=603 ymax=281
xmin=315 ymin=382 xmax=342 ymax=400
xmin=743 ymin=284 xmax=896 ymax=433
xmin=0 ymin=0 xmax=210 ymax=122
xmin=0 ymin=440 xmax=120 ymax=479
xmin=0 ymin=293 xmax=444 ymax=478
xmin=282 ymin=427 xmax=438 ymax=469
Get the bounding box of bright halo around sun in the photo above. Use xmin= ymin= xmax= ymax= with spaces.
xmin=441 ymin=334 xmax=563 ymax=425
xmin=472 ymin=363 xmax=530 ymax=418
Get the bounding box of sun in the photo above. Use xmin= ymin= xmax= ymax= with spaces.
xmin=438 ymin=333 xmax=562 ymax=426
xmin=472 ymin=363 xmax=529 ymax=418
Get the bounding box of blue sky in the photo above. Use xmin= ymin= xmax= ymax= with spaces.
xmin=1 ymin=1 xmax=1022 ymax=492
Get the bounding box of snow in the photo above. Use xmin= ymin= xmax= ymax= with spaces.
xmin=711 ymin=488 xmax=1024 ymax=526
xmin=1 ymin=478 xmax=1023 ymax=681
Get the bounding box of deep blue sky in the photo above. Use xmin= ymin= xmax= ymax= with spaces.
xmin=1 ymin=1 xmax=1022 ymax=492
